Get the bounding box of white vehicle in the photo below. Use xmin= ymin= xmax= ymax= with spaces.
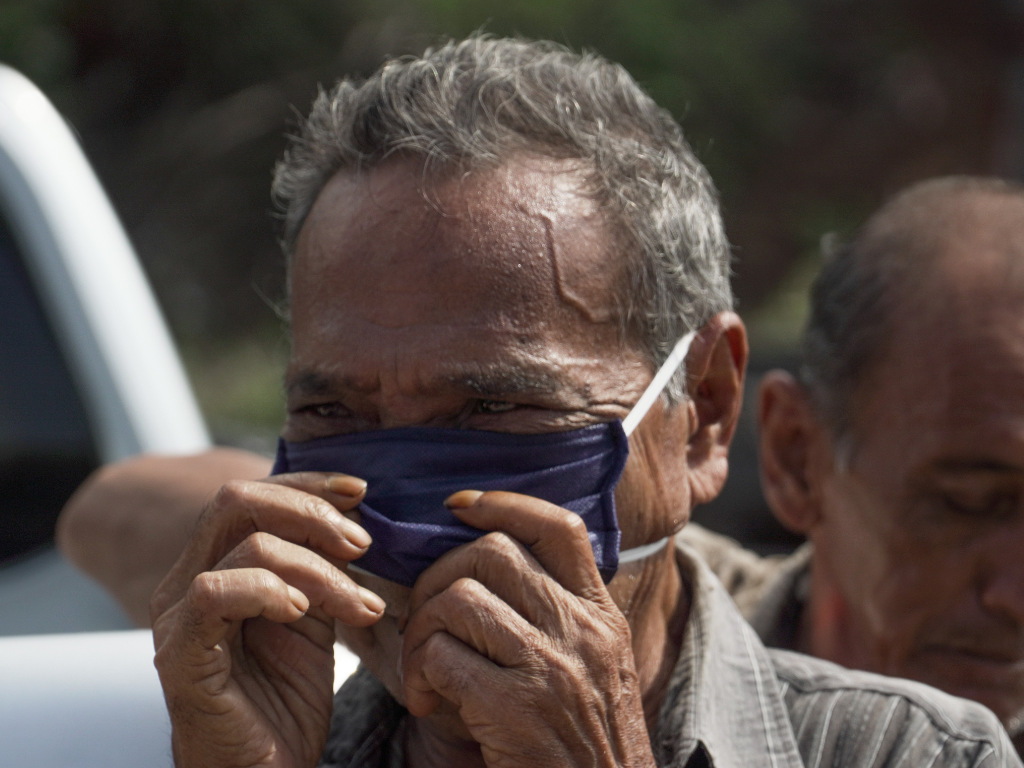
xmin=0 ymin=64 xmax=210 ymax=637
xmin=0 ymin=64 xmax=357 ymax=767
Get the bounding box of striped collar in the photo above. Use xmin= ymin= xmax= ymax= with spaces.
xmin=655 ymin=544 xmax=804 ymax=767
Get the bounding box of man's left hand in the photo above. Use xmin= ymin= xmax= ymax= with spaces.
xmin=400 ymin=490 xmax=656 ymax=768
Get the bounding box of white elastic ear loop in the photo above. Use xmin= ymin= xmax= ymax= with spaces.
xmin=617 ymin=330 xmax=696 ymax=566
xmin=621 ymin=331 xmax=697 ymax=438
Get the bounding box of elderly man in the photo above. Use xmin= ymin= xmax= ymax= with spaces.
xmin=687 ymin=176 xmax=1024 ymax=755
xmin=61 ymin=38 xmax=1018 ymax=766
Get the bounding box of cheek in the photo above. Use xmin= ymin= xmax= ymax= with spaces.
xmin=614 ymin=432 xmax=690 ymax=548
xmin=829 ymin=521 xmax=965 ymax=656
xmin=816 ymin=488 xmax=930 ymax=639
xmin=867 ymin=548 xmax=949 ymax=628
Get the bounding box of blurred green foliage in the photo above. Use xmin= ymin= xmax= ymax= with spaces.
xmin=1 ymin=0 xmax=1020 ymax=446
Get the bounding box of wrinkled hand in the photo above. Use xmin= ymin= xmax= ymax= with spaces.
xmin=400 ymin=490 xmax=656 ymax=768
xmin=150 ymin=473 xmax=384 ymax=768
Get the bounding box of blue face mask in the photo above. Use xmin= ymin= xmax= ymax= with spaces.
xmin=272 ymin=332 xmax=695 ymax=588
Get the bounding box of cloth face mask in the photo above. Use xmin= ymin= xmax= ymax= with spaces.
xmin=272 ymin=331 xmax=695 ymax=588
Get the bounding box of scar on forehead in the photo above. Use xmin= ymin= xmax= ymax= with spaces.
xmin=541 ymin=211 xmax=621 ymax=326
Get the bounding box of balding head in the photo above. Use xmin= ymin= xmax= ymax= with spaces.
xmin=758 ymin=178 xmax=1024 ymax=728
xmin=800 ymin=176 xmax=1024 ymax=441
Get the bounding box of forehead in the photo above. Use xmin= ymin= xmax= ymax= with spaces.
xmin=292 ymin=157 xmax=621 ymax=316
xmin=287 ymin=156 xmax=637 ymax=393
xmin=851 ymin=250 xmax=1024 ymax=467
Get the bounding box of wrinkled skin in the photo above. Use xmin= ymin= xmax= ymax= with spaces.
xmin=151 ymin=155 xmax=746 ymax=767
xmin=151 ymin=474 xmax=380 ymax=768
xmin=759 ymin=197 xmax=1024 ymax=742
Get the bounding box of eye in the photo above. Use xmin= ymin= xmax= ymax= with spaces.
xmin=938 ymin=490 xmax=1018 ymax=520
xmin=474 ymin=399 xmax=517 ymax=414
xmin=307 ymin=402 xmax=350 ymax=419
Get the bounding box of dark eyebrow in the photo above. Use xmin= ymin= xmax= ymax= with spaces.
xmin=442 ymin=363 xmax=563 ymax=398
xmin=285 ymin=362 xmax=567 ymax=401
xmin=285 ymin=370 xmax=346 ymax=399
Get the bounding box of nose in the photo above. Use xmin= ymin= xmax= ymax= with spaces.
xmin=978 ymin=520 xmax=1024 ymax=626
xmin=372 ymin=384 xmax=464 ymax=431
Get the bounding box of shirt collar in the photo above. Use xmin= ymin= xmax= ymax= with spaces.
xmin=745 ymin=543 xmax=813 ymax=650
xmin=655 ymin=539 xmax=805 ymax=768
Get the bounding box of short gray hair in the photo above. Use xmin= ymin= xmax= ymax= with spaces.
xmin=800 ymin=175 xmax=1024 ymax=441
xmin=273 ymin=34 xmax=732 ymax=398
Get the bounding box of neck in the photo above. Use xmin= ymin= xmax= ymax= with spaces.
xmin=611 ymin=539 xmax=689 ymax=731
xmin=798 ymin=563 xmax=864 ymax=670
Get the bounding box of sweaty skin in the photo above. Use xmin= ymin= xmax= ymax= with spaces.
xmin=150 ymin=154 xmax=747 ymax=768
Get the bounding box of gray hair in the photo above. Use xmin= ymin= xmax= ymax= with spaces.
xmin=272 ymin=34 xmax=732 ymax=398
xmin=800 ymin=175 xmax=1024 ymax=444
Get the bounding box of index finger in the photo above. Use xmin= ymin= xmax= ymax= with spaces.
xmin=441 ymin=489 xmax=606 ymax=599
xmin=152 ymin=474 xmax=371 ymax=618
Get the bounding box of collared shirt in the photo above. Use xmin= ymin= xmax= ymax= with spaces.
xmin=677 ymin=523 xmax=813 ymax=651
xmin=742 ymin=542 xmax=811 ymax=650
xmin=683 ymin=524 xmax=1024 ymax=759
xmin=318 ymin=538 xmax=1020 ymax=767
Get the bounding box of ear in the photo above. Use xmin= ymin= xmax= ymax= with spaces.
xmin=684 ymin=311 xmax=748 ymax=506
xmin=756 ymin=370 xmax=828 ymax=534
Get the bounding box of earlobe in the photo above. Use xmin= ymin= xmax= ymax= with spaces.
xmin=757 ymin=370 xmax=825 ymax=534
xmin=684 ymin=312 xmax=748 ymax=506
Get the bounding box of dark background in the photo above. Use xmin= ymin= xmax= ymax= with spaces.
xmin=4 ymin=0 xmax=1023 ymax=549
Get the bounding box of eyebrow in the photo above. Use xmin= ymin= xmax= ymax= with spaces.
xmin=286 ymin=361 xmax=567 ymax=401
xmin=285 ymin=370 xmax=342 ymax=399
xmin=931 ymin=458 xmax=1024 ymax=475
xmin=443 ymin=363 xmax=563 ymax=398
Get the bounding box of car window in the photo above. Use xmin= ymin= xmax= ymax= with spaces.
xmin=0 ymin=213 xmax=97 ymax=564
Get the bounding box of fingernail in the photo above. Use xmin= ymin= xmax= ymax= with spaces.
xmin=358 ymin=586 xmax=385 ymax=615
xmin=340 ymin=518 xmax=372 ymax=551
xmin=327 ymin=475 xmax=367 ymax=498
xmin=444 ymin=489 xmax=483 ymax=509
xmin=287 ymin=585 xmax=309 ymax=615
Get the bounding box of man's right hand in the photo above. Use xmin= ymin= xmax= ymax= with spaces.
xmin=150 ymin=473 xmax=384 ymax=768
